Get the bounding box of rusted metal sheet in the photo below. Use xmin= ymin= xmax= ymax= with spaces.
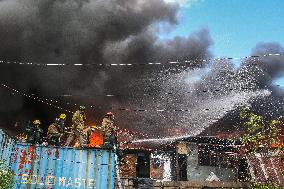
xmin=0 ymin=129 xmax=116 ymax=189
xmin=119 ymin=154 xmax=137 ymax=177
xmin=248 ymin=156 xmax=284 ymax=185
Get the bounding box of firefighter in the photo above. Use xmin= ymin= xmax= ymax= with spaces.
xmin=58 ymin=113 xmax=67 ymax=132
xmin=47 ymin=119 xmax=61 ymax=146
xmin=101 ymin=112 xmax=116 ymax=148
xmin=65 ymin=106 xmax=87 ymax=148
xmin=26 ymin=120 xmax=43 ymax=144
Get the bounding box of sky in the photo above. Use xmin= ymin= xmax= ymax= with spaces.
xmin=161 ymin=0 xmax=284 ymax=85
xmin=161 ymin=0 xmax=284 ymax=58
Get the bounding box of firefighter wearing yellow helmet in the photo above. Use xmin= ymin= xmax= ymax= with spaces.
xmin=26 ymin=119 xmax=43 ymax=144
xmin=33 ymin=120 xmax=41 ymax=125
xmin=46 ymin=113 xmax=67 ymax=146
xmin=58 ymin=113 xmax=67 ymax=132
xmin=47 ymin=118 xmax=62 ymax=146
xmin=65 ymin=106 xmax=87 ymax=148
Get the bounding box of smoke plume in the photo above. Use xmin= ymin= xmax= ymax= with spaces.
xmin=1 ymin=0 xmax=284 ymax=140
xmin=0 ymin=0 xmax=212 ymax=135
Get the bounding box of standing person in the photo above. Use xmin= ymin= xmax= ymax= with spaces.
xmin=26 ymin=120 xmax=43 ymax=144
xmin=47 ymin=119 xmax=61 ymax=146
xmin=65 ymin=106 xmax=87 ymax=148
xmin=33 ymin=120 xmax=44 ymax=144
xmin=100 ymin=112 xmax=122 ymax=188
xmin=101 ymin=112 xmax=116 ymax=148
xmin=58 ymin=113 xmax=67 ymax=132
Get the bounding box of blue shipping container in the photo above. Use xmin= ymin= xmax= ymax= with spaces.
xmin=0 ymin=129 xmax=15 ymax=167
xmin=0 ymin=129 xmax=116 ymax=189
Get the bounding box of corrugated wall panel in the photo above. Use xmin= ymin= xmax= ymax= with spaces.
xmin=248 ymin=156 xmax=284 ymax=186
xmin=11 ymin=144 xmax=116 ymax=189
xmin=0 ymin=129 xmax=15 ymax=166
xmin=0 ymin=129 xmax=116 ymax=189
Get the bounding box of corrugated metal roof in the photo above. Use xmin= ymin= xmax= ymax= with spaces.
xmin=0 ymin=129 xmax=116 ymax=189
xmin=248 ymin=155 xmax=284 ymax=185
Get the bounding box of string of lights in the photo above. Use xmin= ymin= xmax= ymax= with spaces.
xmin=0 ymin=53 xmax=283 ymax=67
xmin=1 ymin=83 xmax=93 ymax=110
xmin=0 ymin=83 xmax=221 ymax=113
xmin=1 ymin=83 xmax=74 ymax=114
xmin=1 ymin=83 xmax=152 ymax=139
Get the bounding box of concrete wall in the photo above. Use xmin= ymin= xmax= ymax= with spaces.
xmin=187 ymin=143 xmax=237 ymax=182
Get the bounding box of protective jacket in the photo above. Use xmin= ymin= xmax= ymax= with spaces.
xmin=65 ymin=110 xmax=87 ymax=147
xmin=72 ymin=110 xmax=86 ymax=130
xmin=101 ymin=117 xmax=114 ymax=138
xmin=47 ymin=123 xmax=61 ymax=145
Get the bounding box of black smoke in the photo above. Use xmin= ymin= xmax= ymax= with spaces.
xmin=0 ymin=0 xmax=177 ymax=63
xmin=0 ymin=0 xmax=213 ymax=135
xmin=1 ymin=0 xmax=283 ymax=140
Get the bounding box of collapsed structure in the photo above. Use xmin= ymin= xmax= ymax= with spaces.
xmin=116 ymin=135 xmax=284 ymax=188
xmin=2 ymin=124 xmax=284 ymax=189
xmin=2 ymin=106 xmax=284 ymax=189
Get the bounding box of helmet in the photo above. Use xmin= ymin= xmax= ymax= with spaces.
xmin=33 ymin=120 xmax=41 ymax=125
xmin=79 ymin=106 xmax=86 ymax=111
xmin=60 ymin=113 xmax=66 ymax=119
xmin=105 ymin=112 xmax=114 ymax=119
xmin=105 ymin=112 xmax=113 ymax=116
